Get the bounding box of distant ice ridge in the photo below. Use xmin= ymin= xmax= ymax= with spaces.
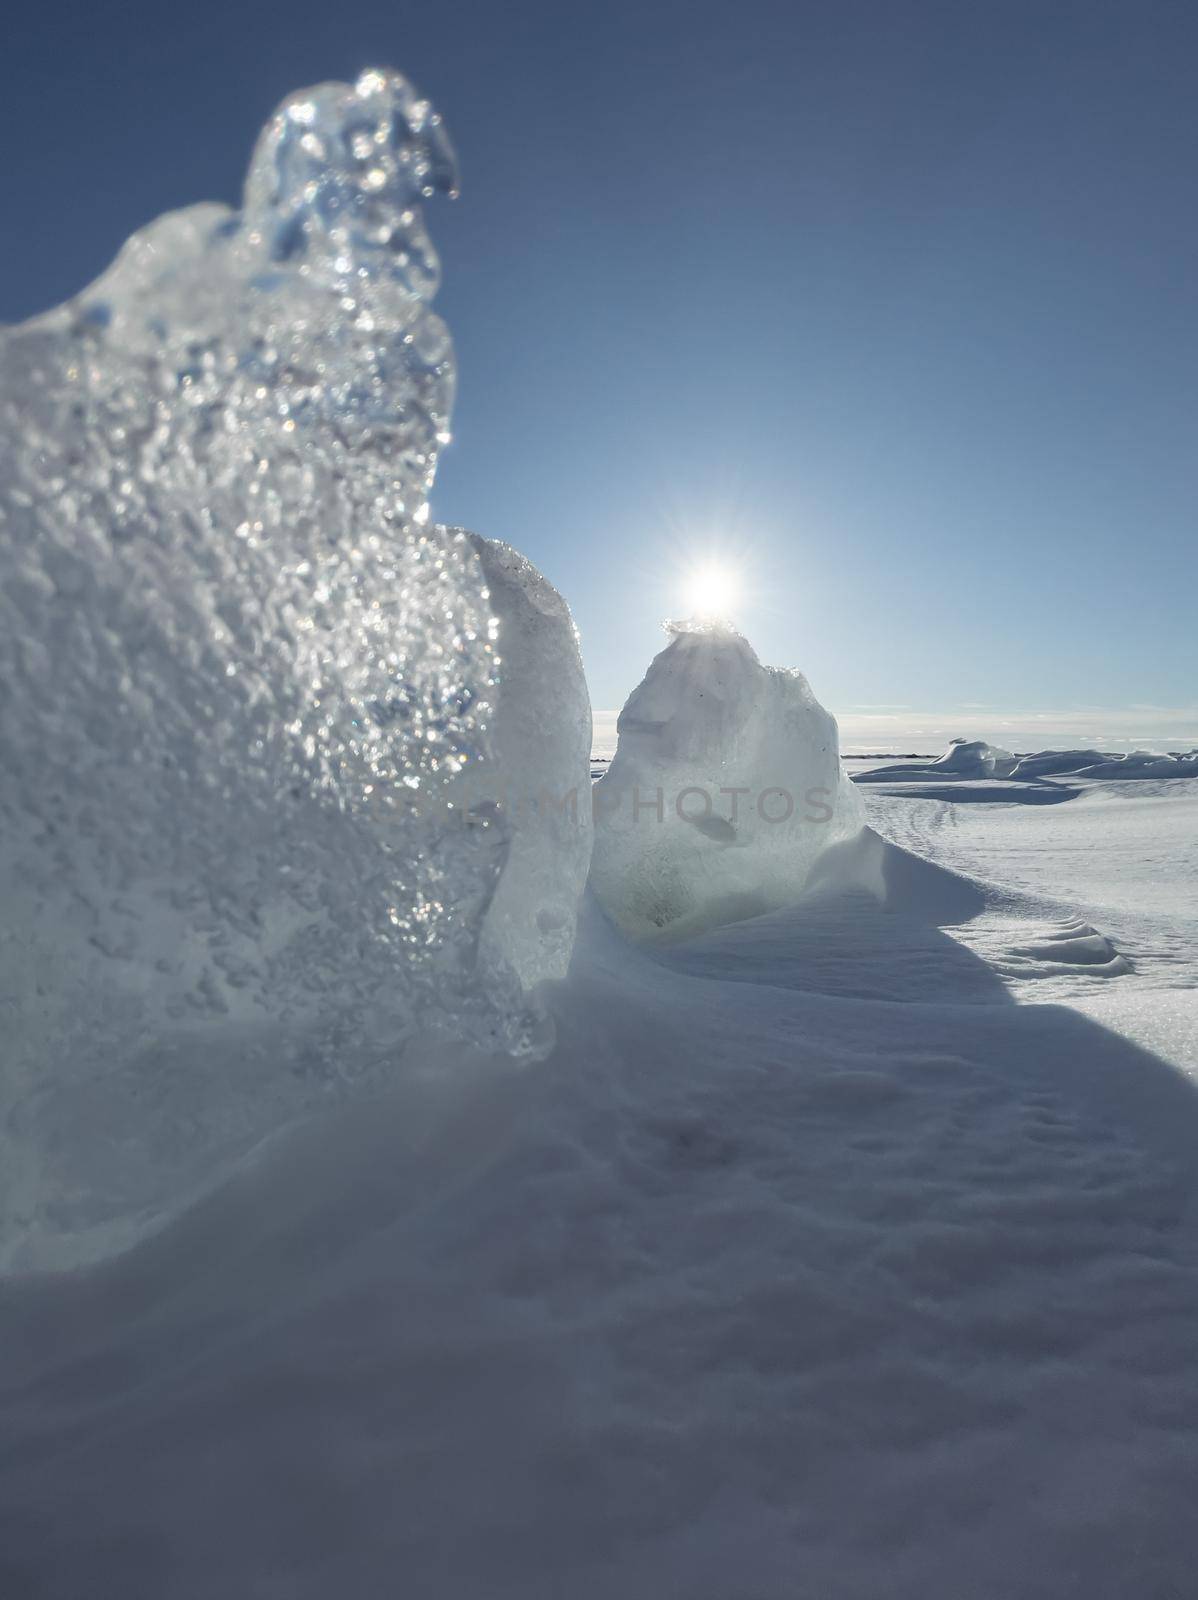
xmin=589 ymin=621 xmax=865 ymax=941
xmin=1001 ymin=745 xmax=1198 ymax=781
xmin=1012 ymin=748 xmax=1198 ymax=780
xmin=0 ymin=71 xmax=590 ymax=1269
xmin=1007 ymin=749 xmax=1110 ymax=779
xmin=856 ymin=740 xmax=1198 ymax=785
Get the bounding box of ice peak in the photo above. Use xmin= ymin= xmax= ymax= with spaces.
xmin=0 ymin=67 xmax=593 ymax=1265
xmin=664 ymin=614 xmax=745 ymax=640
xmin=244 ymin=68 xmax=458 ymax=298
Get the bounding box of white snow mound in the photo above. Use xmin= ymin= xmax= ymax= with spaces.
xmin=589 ymin=621 xmax=865 ymax=940
xmin=855 ymin=737 xmax=1018 ymax=784
xmin=1009 ymin=748 xmax=1198 ymax=781
xmin=930 ymin=738 xmax=1017 ymax=777
xmin=1008 ymin=748 xmax=1110 ymax=779
xmin=1071 ymin=749 xmax=1198 ymax=779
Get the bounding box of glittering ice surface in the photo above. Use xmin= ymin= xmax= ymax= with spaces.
xmin=461 ymin=534 xmax=592 ymax=994
xmin=0 ymin=71 xmax=589 ymax=1268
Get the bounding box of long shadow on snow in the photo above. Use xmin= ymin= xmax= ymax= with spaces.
xmin=851 ymin=778 xmax=1080 ymax=804
xmin=650 ymin=827 xmax=1003 ymax=1005
xmin=641 ymin=824 xmax=1198 ymax=1184
xmin=1 ymin=836 xmax=1198 ymax=1599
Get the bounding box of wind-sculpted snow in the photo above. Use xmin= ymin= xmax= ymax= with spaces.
xmin=855 ymin=738 xmax=1017 ymax=782
xmin=0 ymin=71 xmax=590 ymax=1269
xmin=930 ymin=737 xmax=1016 ymax=777
xmin=1037 ymin=748 xmax=1198 ymax=780
xmin=858 ymin=741 xmax=1198 ymax=786
xmin=1007 ymin=748 xmax=1110 ymax=779
xmin=590 ymin=622 xmax=865 ymax=940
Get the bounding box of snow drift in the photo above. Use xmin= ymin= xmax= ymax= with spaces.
xmin=856 ymin=737 xmax=1017 ymax=782
xmin=0 ymin=71 xmax=590 ymax=1270
xmin=930 ymin=737 xmax=1016 ymax=776
xmin=1053 ymin=748 xmax=1198 ymax=779
xmin=858 ymin=741 xmax=1198 ymax=787
xmin=1006 ymin=748 xmax=1110 ymax=778
xmin=589 ymin=621 xmax=865 ymax=940
xmin=1010 ymin=747 xmax=1198 ymax=781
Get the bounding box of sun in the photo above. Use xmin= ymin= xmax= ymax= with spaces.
xmin=684 ymin=561 xmax=742 ymax=621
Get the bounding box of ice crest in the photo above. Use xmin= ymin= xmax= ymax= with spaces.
xmin=0 ymin=70 xmax=589 ymax=1268
xmin=246 ymin=70 xmax=459 ymax=287
xmin=663 ymin=615 xmax=743 ymax=638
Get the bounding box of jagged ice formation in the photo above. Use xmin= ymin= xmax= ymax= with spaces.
xmin=0 ymin=71 xmax=591 ymax=1268
xmin=589 ymin=621 xmax=865 ymax=941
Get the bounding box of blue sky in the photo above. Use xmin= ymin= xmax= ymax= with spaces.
xmin=4 ymin=0 xmax=1195 ymax=744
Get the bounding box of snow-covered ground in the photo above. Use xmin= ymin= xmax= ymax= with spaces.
xmin=859 ymin=771 xmax=1198 ymax=1068
xmin=3 ymin=774 xmax=1197 ymax=1598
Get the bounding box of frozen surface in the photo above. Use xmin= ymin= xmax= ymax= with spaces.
xmin=2 ymin=780 xmax=1198 ymax=1597
xmin=589 ymin=622 xmax=865 ymax=940
xmin=862 ymin=773 xmax=1198 ymax=1029
xmin=0 ymin=73 xmax=589 ymax=1269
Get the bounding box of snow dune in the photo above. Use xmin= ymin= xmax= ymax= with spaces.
xmin=857 ymin=737 xmax=1198 ymax=793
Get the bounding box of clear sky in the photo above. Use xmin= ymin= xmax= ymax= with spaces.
xmin=4 ymin=0 xmax=1196 ymax=746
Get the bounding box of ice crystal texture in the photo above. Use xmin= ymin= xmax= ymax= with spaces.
xmin=590 ymin=622 xmax=865 ymax=941
xmin=0 ymin=71 xmax=589 ymax=1267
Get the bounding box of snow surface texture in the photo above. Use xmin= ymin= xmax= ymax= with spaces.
xmin=0 ymin=73 xmax=590 ymax=1269
xmin=3 ymin=778 xmax=1198 ymax=1598
xmin=590 ymin=622 xmax=866 ymax=940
